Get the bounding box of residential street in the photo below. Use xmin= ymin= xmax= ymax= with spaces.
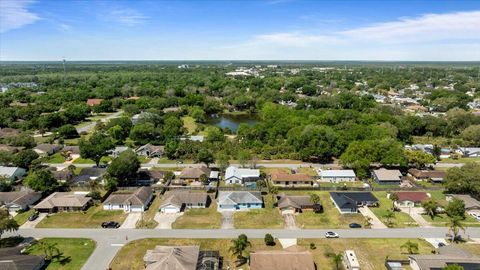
xmin=75 ymin=110 xmax=123 ymax=134
xmin=7 ymin=227 xmax=480 ymax=270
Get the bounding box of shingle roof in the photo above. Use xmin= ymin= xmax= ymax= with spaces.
xmin=277 ymin=195 xmax=315 ymax=210
xmin=250 ymin=245 xmax=315 ymax=270
xmin=0 ymin=128 xmax=21 ymax=137
xmin=218 ymin=191 xmax=262 ymax=205
xmin=395 ymin=192 xmax=429 ymax=203
xmin=79 ymin=167 xmax=106 ymax=177
xmin=179 ymin=167 xmax=210 ymax=179
xmin=34 ymin=144 xmax=61 ymax=153
xmin=160 ymin=191 xmax=208 ymax=209
xmin=0 ymin=191 xmax=41 ymax=207
xmin=451 ymin=194 xmax=480 ymax=210
xmin=408 ymin=169 xmax=446 ymax=179
xmin=0 ymin=166 xmax=24 ymax=178
xmin=225 ymin=166 xmax=260 ymax=180
xmin=144 ymin=246 xmax=200 ymax=270
xmin=409 ymin=245 xmax=480 ymax=270
xmin=104 ymin=187 xmax=153 ymax=207
xmin=0 ymin=247 xmax=45 ymax=270
xmin=34 ymin=192 xmax=91 ymax=210
xmin=319 ymin=169 xmax=356 ymax=178
xmin=330 ymin=192 xmax=378 ymax=208
xmin=270 ymin=172 xmax=313 ymax=182
xmin=373 ymin=169 xmax=402 ymax=181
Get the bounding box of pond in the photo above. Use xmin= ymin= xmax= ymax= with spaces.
xmin=207 ymin=114 xmax=259 ymax=133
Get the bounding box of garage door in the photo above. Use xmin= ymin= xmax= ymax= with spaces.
xmin=163 ymin=207 xmax=180 ymax=214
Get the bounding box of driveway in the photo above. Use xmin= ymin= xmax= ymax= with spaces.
xmin=154 ymin=213 xmax=183 ymax=229
xmin=20 ymin=213 xmax=47 ymax=229
xmin=358 ymin=206 xmax=387 ymax=229
xmin=400 ymin=207 xmax=432 ymax=228
xmin=283 ymin=214 xmax=298 ymax=230
xmin=220 ymin=211 xmax=234 ymax=229
xmin=120 ymin=213 xmax=141 ymax=229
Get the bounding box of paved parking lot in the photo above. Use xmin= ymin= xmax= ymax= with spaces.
xmin=154 ymin=213 xmax=183 ymax=229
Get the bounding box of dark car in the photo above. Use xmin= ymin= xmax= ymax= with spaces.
xmin=28 ymin=212 xmax=39 ymax=221
xmin=101 ymin=221 xmax=120 ymax=228
xmin=349 ymin=223 xmax=362 ymax=228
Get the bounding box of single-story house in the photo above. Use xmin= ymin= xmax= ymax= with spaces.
xmin=372 ymin=169 xmax=403 ymax=185
xmin=0 ymin=190 xmax=42 ymax=212
xmin=0 ymin=166 xmax=26 ymax=180
xmin=318 ymin=169 xmax=356 ymax=183
xmin=159 ymin=191 xmax=209 ymax=213
xmin=33 ymin=144 xmax=62 ymax=157
xmin=392 ymin=192 xmax=430 ymax=208
xmin=135 ymin=169 xmax=166 ymax=185
xmin=408 ymin=168 xmax=446 ymax=183
xmin=224 ymin=166 xmax=260 ymax=186
xmin=217 ymin=191 xmax=263 ymax=210
xmin=144 ymin=246 xmax=220 ymax=270
xmin=0 ymin=128 xmax=21 ymax=138
xmin=447 ymin=194 xmax=480 ymax=212
xmin=179 ymin=167 xmax=211 ymax=182
xmin=69 ymin=175 xmax=90 ymax=187
xmin=250 ymin=245 xmax=315 ymax=270
xmin=270 ymin=172 xmax=315 ymax=187
xmin=78 ymin=167 xmax=106 ymax=180
xmin=103 ymin=186 xmax=153 ymax=212
xmin=86 ymin=98 xmax=103 ymax=106
xmin=408 ymin=245 xmax=480 ymax=270
xmin=51 ymin=169 xmax=74 ymax=182
xmin=34 ymin=192 xmax=92 ymax=213
xmin=135 ymin=144 xmax=164 ymax=158
xmin=277 ymin=194 xmax=317 ymax=214
xmin=457 ymin=147 xmax=480 ymax=158
xmin=330 ymin=192 xmax=379 ymax=214
xmin=61 ymin=145 xmax=80 ymax=155
xmin=0 ymin=247 xmax=45 ymax=270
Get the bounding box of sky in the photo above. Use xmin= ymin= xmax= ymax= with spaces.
xmin=0 ymin=0 xmax=480 ymax=61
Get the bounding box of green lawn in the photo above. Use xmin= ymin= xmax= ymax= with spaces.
xmin=13 ymin=209 xmax=35 ymax=225
xmin=371 ymin=191 xmax=418 ymax=227
xmin=136 ymin=193 xmax=161 ymax=228
xmin=438 ymin=157 xmax=480 ymax=163
xmin=137 ymin=156 xmax=151 ymax=163
xmin=182 ymin=116 xmax=198 ymax=134
xmin=110 ymin=238 xmax=280 ymax=270
xmin=73 ymin=156 xmax=112 ymax=164
xmin=43 ymin=152 xmax=67 ymax=163
xmin=24 ymin=238 xmax=95 ymax=270
xmin=36 ymin=204 xmax=127 ymax=228
xmin=172 ymin=201 xmax=222 ymax=229
xmin=290 ymin=191 xmax=366 ymax=229
xmin=234 ymin=195 xmax=285 ymax=229
xmin=422 ymin=213 xmax=480 ymax=227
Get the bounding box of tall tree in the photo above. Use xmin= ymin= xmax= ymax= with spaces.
xmin=79 ymin=132 xmax=114 ymax=167
xmin=23 ymin=169 xmax=60 ymax=195
xmin=448 ymin=215 xmax=465 ymax=243
xmin=422 ymin=199 xmax=439 ymax=220
xmin=107 ymin=149 xmax=140 ymax=183
xmin=0 ymin=208 xmax=19 ymax=240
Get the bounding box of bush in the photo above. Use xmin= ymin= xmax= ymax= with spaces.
xmin=87 ymin=191 xmax=101 ymax=200
xmin=310 ymin=243 xmax=316 ymax=250
xmin=264 ymin=233 xmax=275 ymax=246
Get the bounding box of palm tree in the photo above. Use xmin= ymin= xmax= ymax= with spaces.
xmin=389 ymin=193 xmax=399 ymax=210
xmin=384 ymin=210 xmax=395 ymax=227
xmin=448 ymin=215 xmax=465 ymax=243
xmin=332 ymin=253 xmax=343 ymax=270
xmin=400 ymin=240 xmax=419 ymax=254
xmin=268 ymin=185 xmax=278 ymax=201
xmin=422 ymin=199 xmax=439 ymax=220
xmin=229 ymin=234 xmax=251 ymax=260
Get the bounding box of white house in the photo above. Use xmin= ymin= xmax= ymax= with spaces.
xmin=318 ymin=169 xmax=356 ymax=183
xmin=224 ymin=166 xmax=260 ymax=185
xmin=103 ymin=187 xmax=153 ymax=212
xmin=0 ymin=166 xmax=26 ymax=180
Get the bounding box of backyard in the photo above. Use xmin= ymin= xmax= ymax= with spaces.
xmin=36 ymin=204 xmax=127 ymax=228
xmin=24 ymin=238 xmax=95 ymax=270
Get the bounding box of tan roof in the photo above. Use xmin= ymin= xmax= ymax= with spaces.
xmin=179 ymin=167 xmax=210 ymax=179
xmin=0 ymin=144 xmax=22 ymax=153
xmin=160 ymin=191 xmax=208 ymax=209
xmin=143 ymin=246 xmax=199 ymax=270
xmin=408 ymin=168 xmax=446 ymax=179
xmin=0 ymin=128 xmax=21 ymax=138
xmin=250 ymin=245 xmax=315 ymax=270
xmin=104 ymin=187 xmax=152 ymax=207
xmin=277 ymin=195 xmax=314 ymax=210
xmin=270 ymin=172 xmax=313 ymax=182
xmin=86 ymin=99 xmax=103 ymax=106
xmin=373 ymin=169 xmax=402 ymax=181
xmin=34 ymin=192 xmax=91 ymax=210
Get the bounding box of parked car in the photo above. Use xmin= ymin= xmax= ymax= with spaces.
xmin=469 ymin=212 xmax=480 ymax=220
xmin=325 ymin=231 xmax=339 ymax=238
xmin=101 ymin=221 xmax=120 ymax=228
xmin=349 ymin=223 xmax=362 ymax=228
xmin=28 ymin=212 xmax=39 ymax=221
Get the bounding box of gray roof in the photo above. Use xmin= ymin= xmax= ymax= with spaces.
xmin=0 ymin=191 xmax=41 ymax=207
xmin=277 ymin=195 xmax=315 ymax=210
xmin=104 ymin=187 xmax=152 ymax=207
xmin=0 ymin=247 xmax=45 ymax=270
xmin=160 ymin=191 xmax=208 ymax=209
xmin=0 ymin=166 xmax=25 ymax=178
xmin=409 ymin=245 xmax=480 ymax=270
xmin=330 ymin=192 xmax=378 ymax=209
xmin=144 ymin=246 xmax=200 ymax=270
xmin=450 ymin=194 xmax=480 ymax=210
xmin=79 ymin=167 xmax=106 ymax=177
xmin=34 ymin=144 xmax=61 ymax=153
xmin=34 ymin=192 xmax=91 ymax=210
xmin=218 ymin=191 xmax=262 ymax=206
xmin=179 ymin=167 xmax=210 ymax=179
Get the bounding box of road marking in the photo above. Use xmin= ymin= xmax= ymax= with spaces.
xmin=111 ymin=244 xmax=124 ymax=247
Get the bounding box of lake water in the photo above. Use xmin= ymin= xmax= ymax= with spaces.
xmin=207 ymin=114 xmax=259 ymax=133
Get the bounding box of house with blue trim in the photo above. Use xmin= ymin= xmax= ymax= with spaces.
xmin=217 ymin=191 xmax=263 ymax=210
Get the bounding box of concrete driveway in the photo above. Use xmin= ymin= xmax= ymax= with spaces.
xmin=20 ymin=213 xmax=47 ymax=229
xmin=358 ymin=206 xmax=387 ymax=229
xmin=120 ymin=213 xmax=141 ymax=229
xmin=220 ymin=211 xmax=234 ymax=229
xmin=154 ymin=213 xmax=183 ymax=229
xmin=400 ymin=207 xmax=432 ymax=228
xmin=283 ymin=214 xmax=298 ymax=230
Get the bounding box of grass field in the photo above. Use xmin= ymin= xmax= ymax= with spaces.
xmin=136 ymin=193 xmax=161 ymax=229
xmin=182 ymin=116 xmax=198 ymax=134
xmin=286 ymin=191 xmax=366 ymax=228
xmin=438 ymin=157 xmax=480 ymax=163
xmin=36 ymin=204 xmax=127 ymax=228
xmin=234 ymin=195 xmax=285 ymax=229
xmin=73 ymin=156 xmax=112 ymax=164
xmin=24 ymin=238 xmax=95 ymax=270
xmin=43 ymin=152 xmax=67 ymax=163
xmin=110 ymin=238 xmax=435 ymax=270
xmin=13 ymin=209 xmax=35 ymax=225
xmin=110 ymin=238 xmax=280 ymax=270
xmin=371 ymin=191 xmax=418 ymax=227
xmin=172 ymin=201 xmax=222 ymax=229
xmin=422 ymin=213 xmax=480 ymax=227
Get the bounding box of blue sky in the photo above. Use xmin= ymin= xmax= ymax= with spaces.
xmin=1 ymin=0 xmax=479 ymax=61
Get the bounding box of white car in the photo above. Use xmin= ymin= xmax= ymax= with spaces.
xmin=469 ymin=212 xmax=480 ymax=220
xmin=325 ymin=231 xmax=339 ymax=238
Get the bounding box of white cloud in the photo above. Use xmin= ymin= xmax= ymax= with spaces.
xmin=107 ymin=8 xmax=148 ymax=26
xmin=0 ymin=0 xmax=40 ymax=33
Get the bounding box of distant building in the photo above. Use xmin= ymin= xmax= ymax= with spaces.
xmin=0 ymin=190 xmax=42 ymax=212
xmin=372 ymin=169 xmax=402 ymax=185
xmin=135 ymin=144 xmax=164 ymax=158
xmin=33 ymin=144 xmax=62 ymax=157
xmin=86 ymin=98 xmax=103 ymax=106
xmin=318 ymin=169 xmax=356 ymax=183
xmin=408 ymin=169 xmax=446 ymax=183
xmin=0 ymin=166 xmax=26 ymax=180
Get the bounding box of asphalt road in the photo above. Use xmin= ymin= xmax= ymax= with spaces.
xmin=76 ymin=110 xmax=123 ymax=134
xmin=9 ymin=227 xmax=480 ymax=270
